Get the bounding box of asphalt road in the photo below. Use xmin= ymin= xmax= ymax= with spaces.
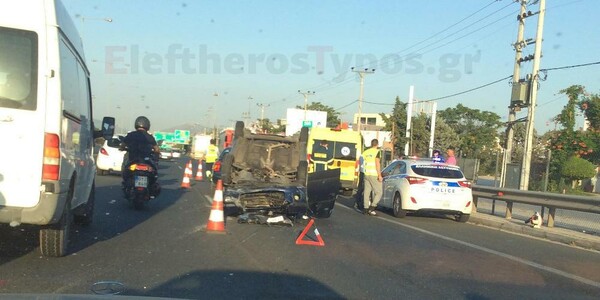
xmin=1 ymin=158 xmax=600 ymax=299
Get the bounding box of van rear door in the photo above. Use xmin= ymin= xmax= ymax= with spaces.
xmin=0 ymin=25 xmax=45 ymax=208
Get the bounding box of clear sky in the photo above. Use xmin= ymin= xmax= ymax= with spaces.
xmin=62 ymin=0 xmax=600 ymax=133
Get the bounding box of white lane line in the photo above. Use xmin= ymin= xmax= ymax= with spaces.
xmin=335 ymin=203 xmax=600 ymax=289
xmin=177 ymin=165 xmax=183 ymax=170
xmin=204 ymin=194 xmax=214 ymax=205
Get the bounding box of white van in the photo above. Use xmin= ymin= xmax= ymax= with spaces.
xmin=0 ymin=0 xmax=113 ymax=257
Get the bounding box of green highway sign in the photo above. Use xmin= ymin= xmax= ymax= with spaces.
xmin=173 ymin=130 xmax=190 ymax=144
xmin=302 ymin=120 xmax=313 ymax=128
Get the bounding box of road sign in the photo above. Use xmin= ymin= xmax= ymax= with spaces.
xmin=173 ymin=130 xmax=190 ymax=144
xmin=302 ymin=120 xmax=313 ymax=128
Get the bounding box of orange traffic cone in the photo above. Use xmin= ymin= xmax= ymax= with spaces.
xmin=206 ymin=180 xmax=225 ymax=233
xmin=195 ymin=160 xmax=204 ymax=181
xmin=296 ymin=218 xmax=325 ymax=246
xmin=181 ymin=160 xmax=193 ymax=189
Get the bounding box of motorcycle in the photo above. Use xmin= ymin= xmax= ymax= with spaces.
xmin=122 ymin=155 xmax=160 ymax=210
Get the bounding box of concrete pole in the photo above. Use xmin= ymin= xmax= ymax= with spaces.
xmin=298 ymin=90 xmax=315 ymax=121
xmin=351 ymin=68 xmax=375 ymax=133
xmin=520 ymin=0 xmax=546 ymax=190
xmin=404 ymin=86 xmax=414 ymax=156
xmin=502 ymin=0 xmax=527 ymax=187
xmin=428 ymin=101 xmax=437 ymax=157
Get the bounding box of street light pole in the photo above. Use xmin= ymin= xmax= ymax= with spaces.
xmin=298 ymin=90 xmax=315 ymax=121
xmin=351 ymin=67 xmax=375 ymax=133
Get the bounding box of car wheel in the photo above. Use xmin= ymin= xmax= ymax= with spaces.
xmin=39 ymin=189 xmax=73 ymax=257
xmin=74 ymin=182 xmax=95 ymax=226
xmin=456 ymin=214 xmax=470 ymax=223
xmin=221 ymin=154 xmax=234 ymax=184
xmin=392 ymin=193 xmax=407 ymax=218
xmin=234 ymin=121 xmax=245 ymax=140
xmin=342 ymin=189 xmax=353 ymax=197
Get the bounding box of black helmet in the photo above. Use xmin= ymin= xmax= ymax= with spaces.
xmin=134 ymin=116 xmax=150 ymax=131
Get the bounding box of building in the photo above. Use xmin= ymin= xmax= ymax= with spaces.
xmin=352 ymin=113 xmax=389 ymax=131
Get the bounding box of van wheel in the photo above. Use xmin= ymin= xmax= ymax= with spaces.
xmin=74 ymin=183 xmax=95 ymax=226
xmin=39 ymin=194 xmax=72 ymax=257
xmin=393 ymin=193 xmax=407 ymax=218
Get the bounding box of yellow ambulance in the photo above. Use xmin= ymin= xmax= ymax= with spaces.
xmin=307 ymin=127 xmax=363 ymax=193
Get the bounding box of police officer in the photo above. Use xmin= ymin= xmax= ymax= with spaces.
xmin=205 ymin=138 xmax=219 ymax=180
xmin=362 ymin=139 xmax=383 ymax=216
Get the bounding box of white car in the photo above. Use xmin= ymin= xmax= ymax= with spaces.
xmin=96 ymin=136 xmax=126 ymax=175
xmin=379 ymin=159 xmax=473 ymax=222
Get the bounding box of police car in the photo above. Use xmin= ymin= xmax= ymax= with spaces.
xmin=379 ymin=159 xmax=473 ymax=222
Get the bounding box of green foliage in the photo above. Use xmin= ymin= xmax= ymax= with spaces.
xmin=438 ymin=104 xmax=502 ymax=158
xmin=295 ymin=102 xmax=340 ymax=127
xmin=554 ymin=85 xmax=585 ymax=131
xmin=380 ymin=96 xmax=408 ymax=153
xmin=581 ymin=94 xmax=600 ymax=131
xmin=561 ymin=156 xmax=596 ymax=183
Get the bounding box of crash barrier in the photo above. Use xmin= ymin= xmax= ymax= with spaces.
xmin=472 ymin=185 xmax=600 ymax=228
xmin=207 ymin=180 xmax=225 ymax=233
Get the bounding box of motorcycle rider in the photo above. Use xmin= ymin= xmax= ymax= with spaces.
xmin=120 ymin=116 xmax=160 ymax=196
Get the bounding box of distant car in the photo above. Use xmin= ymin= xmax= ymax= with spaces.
xmin=212 ymin=147 xmax=232 ymax=183
xmin=96 ymin=135 xmax=126 ymax=175
xmin=378 ymin=159 xmax=473 ymax=222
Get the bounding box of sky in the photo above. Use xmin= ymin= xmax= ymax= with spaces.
xmin=62 ymin=0 xmax=600 ymax=133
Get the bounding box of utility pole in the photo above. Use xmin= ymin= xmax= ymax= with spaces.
xmin=298 ymin=90 xmax=315 ymax=121
xmin=351 ymin=67 xmax=375 ymax=133
xmin=502 ymin=0 xmax=528 ymax=187
xmin=428 ymin=101 xmax=438 ymax=157
xmin=242 ymin=96 xmax=253 ymax=124
xmin=520 ymin=0 xmax=546 ymax=190
xmin=404 ymin=86 xmax=414 ymax=156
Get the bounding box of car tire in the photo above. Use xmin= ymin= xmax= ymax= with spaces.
xmin=299 ymin=127 xmax=309 ymax=143
xmin=221 ymin=154 xmax=234 ymax=184
xmin=74 ymin=182 xmax=95 ymax=226
xmin=456 ymin=214 xmax=470 ymax=223
xmin=39 ymin=189 xmax=73 ymax=257
xmin=342 ymin=189 xmax=353 ymax=197
xmin=296 ymin=160 xmax=308 ymax=184
xmin=234 ymin=121 xmax=245 ymax=140
xmin=392 ymin=193 xmax=407 ymax=218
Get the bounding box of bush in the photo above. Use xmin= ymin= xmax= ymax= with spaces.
xmin=561 ymin=156 xmax=596 ymax=188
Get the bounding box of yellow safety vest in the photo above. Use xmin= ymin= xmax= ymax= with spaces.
xmin=362 ymin=147 xmax=380 ymax=176
xmin=206 ymin=144 xmax=219 ymax=163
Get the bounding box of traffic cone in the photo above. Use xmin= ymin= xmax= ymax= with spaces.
xmin=206 ymin=180 xmax=225 ymax=233
xmin=195 ymin=160 xmax=204 ymax=181
xmin=296 ymin=218 xmax=325 ymax=246
xmin=181 ymin=160 xmax=193 ymax=189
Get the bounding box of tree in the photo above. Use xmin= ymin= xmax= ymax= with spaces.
xmin=295 ymin=102 xmax=340 ymax=127
xmin=380 ymin=96 xmax=408 ymax=154
xmin=561 ymin=156 xmax=596 ymax=188
xmin=438 ymin=104 xmax=503 ymax=158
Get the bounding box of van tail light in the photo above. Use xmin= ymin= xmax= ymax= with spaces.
xmin=213 ymin=161 xmax=221 ymax=172
xmin=100 ymin=148 xmax=109 ymax=156
xmin=354 ymin=159 xmax=359 ymax=176
xmin=458 ymin=181 xmax=472 ymax=188
xmin=406 ymin=176 xmax=427 ymax=185
xmin=42 ymin=133 xmax=60 ymax=180
xmin=465 ymin=201 xmax=472 ymax=208
xmin=307 ymin=154 xmax=312 ymax=162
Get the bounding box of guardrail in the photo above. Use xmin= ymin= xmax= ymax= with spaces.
xmin=472 ymin=185 xmax=600 ymax=228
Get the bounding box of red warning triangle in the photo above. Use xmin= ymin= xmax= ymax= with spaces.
xmin=295 ymin=219 xmax=325 ymax=246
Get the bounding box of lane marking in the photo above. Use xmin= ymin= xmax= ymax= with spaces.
xmin=335 ymin=203 xmax=600 ymax=289
xmin=204 ymin=194 xmax=214 ymax=205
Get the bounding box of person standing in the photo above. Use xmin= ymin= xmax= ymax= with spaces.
xmin=432 ymin=149 xmax=445 ymax=163
xmin=446 ymin=147 xmax=457 ymax=165
xmin=205 ymin=138 xmax=219 ymax=180
xmin=354 ymin=155 xmax=365 ymax=213
xmin=362 ymin=139 xmax=383 ymax=216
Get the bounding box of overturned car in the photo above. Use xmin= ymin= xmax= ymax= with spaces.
xmin=221 ymin=121 xmax=340 ymax=219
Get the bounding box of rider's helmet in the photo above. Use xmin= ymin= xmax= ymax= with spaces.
xmin=134 ymin=116 xmax=150 ymax=131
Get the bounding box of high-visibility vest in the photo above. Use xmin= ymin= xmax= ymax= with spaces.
xmin=206 ymin=144 xmax=219 ymax=163
xmin=362 ymin=147 xmax=380 ymax=176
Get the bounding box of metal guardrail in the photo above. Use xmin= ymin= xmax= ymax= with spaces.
xmin=472 ymin=185 xmax=600 ymax=228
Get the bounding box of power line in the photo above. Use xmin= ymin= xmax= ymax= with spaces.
xmin=540 ymin=61 xmax=600 ymax=72
xmin=419 ymin=75 xmax=512 ymax=103
xmin=335 ymin=100 xmax=358 ymax=111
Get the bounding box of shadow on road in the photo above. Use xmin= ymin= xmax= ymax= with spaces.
xmin=126 ymin=270 xmax=344 ymax=299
